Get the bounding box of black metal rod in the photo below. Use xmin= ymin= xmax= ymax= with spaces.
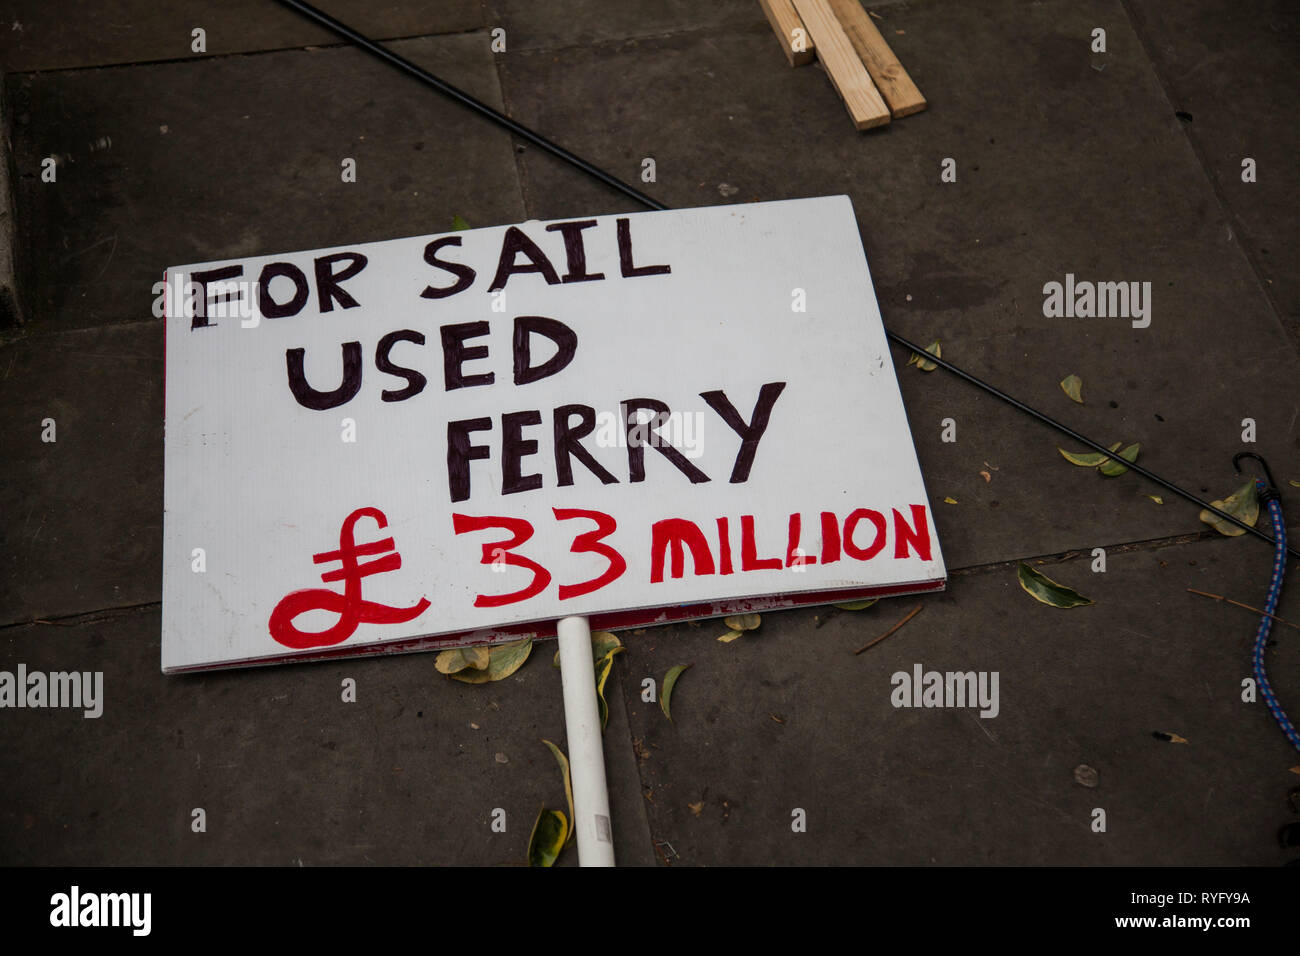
xmin=885 ymin=331 xmax=1300 ymax=559
xmin=276 ymin=0 xmax=1298 ymax=560
xmin=275 ymin=0 xmax=668 ymax=212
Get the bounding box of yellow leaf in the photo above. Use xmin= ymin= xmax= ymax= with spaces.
xmin=1060 ymin=374 xmax=1084 ymax=404
xmin=435 ymin=645 xmax=490 ymax=674
xmin=1097 ymin=442 xmax=1139 ymax=477
xmin=1198 ymin=481 xmax=1259 ymax=537
xmin=915 ymin=340 xmax=941 ymax=372
xmin=541 ymin=739 xmax=575 ymax=847
xmin=943 ymin=496 xmax=958 ymax=504
xmin=717 ymin=630 xmax=743 ymax=643
xmin=833 ymin=599 xmax=878 ymax=611
xmin=448 ymin=638 xmax=532 ymax=683
xmin=724 ymin=613 xmax=761 ymax=631
xmin=1017 ymin=563 xmax=1093 ymax=608
xmin=661 ymin=664 xmax=692 ymax=722
xmin=527 ymin=808 xmax=568 ymax=867
xmin=595 ymin=652 xmax=619 ymax=729
xmin=553 ymin=630 xmax=623 ymax=668
xmin=1058 ymin=442 xmax=1121 ymax=467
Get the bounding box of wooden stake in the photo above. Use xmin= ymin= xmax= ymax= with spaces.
xmin=759 ymin=0 xmax=815 ymax=67
xmin=826 ymin=0 xmax=927 ymax=117
xmin=790 ymin=0 xmax=890 ymax=129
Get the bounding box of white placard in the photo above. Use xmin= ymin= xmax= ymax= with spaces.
xmin=162 ymin=196 xmax=944 ymax=672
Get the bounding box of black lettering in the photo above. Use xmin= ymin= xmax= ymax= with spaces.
xmin=623 ymin=398 xmax=709 ymax=484
xmin=545 ymin=219 xmax=605 ymax=283
xmin=488 ymin=226 xmax=561 ymax=291
xmin=447 ymin=417 xmax=493 ymax=502
xmin=440 ymin=321 xmax=495 ymax=391
xmin=501 ymin=410 xmax=544 ymax=496
xmin=553 ymin=405 xmax=618 ymax=487
xmin=314 ymin=252 xmax=368 ymax=312
xmin=700 ymin=382 xmax=787 ymax=482
xmin=285 ymin=342 xmax=362 ymax=410
xmin=190 ymin=265 xmax=243 ymax=329
xmin=375 ymin=330 xmax=427 ymax=402
xmin=258 ymin=262 xmax=310 ymax=319
xmin=617 ymin=218 xmax=671 ymax=278
xmin=420 ymin=236 xmax=476 ymax=299
xmin=513 ymin=315 xmax=577 ymax=386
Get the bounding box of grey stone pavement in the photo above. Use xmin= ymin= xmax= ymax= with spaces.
xmin=0 ymin=0 xmax=1297 ymax=865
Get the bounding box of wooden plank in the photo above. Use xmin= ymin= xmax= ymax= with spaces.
xmin=759 ymin=0 xmax=815 ymax=67
xmin=790 ymin=0 xmax=890 ymax=129
xmin=827 ymin=0 xmax=927 ymax=117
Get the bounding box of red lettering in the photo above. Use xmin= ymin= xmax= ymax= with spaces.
xmin=554 ymin=507 xmax=626 ymax=599
xmin=650 ymin=518 xmax=715 ymax=583
xmin=892 ymin=505 xmax=933 ymax=560
xmin=786 ymin=512 xmax=815 ymax=567
xmin=452 ymin=513 xmax=551 ymax=607
xmin=717 ymin=516 xmax=734 ymax=575
xmin=740 ymin=514 xmax=782 ymax=571
xmin=820 ymin=510 xmax=841 ymax=564
xmin=843 ymin=508 xmax=887 ymax=560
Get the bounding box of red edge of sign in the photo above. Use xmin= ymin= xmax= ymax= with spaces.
xmin=163 ymin=578 xmax=947 ymax=674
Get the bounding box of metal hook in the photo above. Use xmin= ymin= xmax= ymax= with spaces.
xmin=1233 ymin=452 xmax=1279 ymax=492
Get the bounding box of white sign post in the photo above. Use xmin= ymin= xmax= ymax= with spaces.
xmin=163 ymin=195 xmax=946 ymax=862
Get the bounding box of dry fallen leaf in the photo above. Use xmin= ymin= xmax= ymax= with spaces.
xmin=915 ymin=340 xmax=941 ymax=371
xmin=1073 ymin=764 xmax=1099 ymax=788
xmin=943 ymin=496 xmax=958 ymax=504
xmin=1098 ymin=442 xmax=1139 ymax=477
xmin=1017 ymin=563 xmax=1093 ymax=608
xmin=1058 ymin=442 xmax=1121 ymax=467
xmin=661 ymin=664 xmax=692 ymax=722
xmin=687 ymin=801 xmax=704 ymax=817
xmin=1199 ymin=481 xmax=1259 ymax=537
xmin=979 ymin=470 xmax=992 ymax=483
xmin=833 ymin=599 xmax=877 ymax=611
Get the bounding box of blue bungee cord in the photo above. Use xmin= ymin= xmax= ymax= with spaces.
xmin=1234 ymin=453 xmax=1300 ymax=754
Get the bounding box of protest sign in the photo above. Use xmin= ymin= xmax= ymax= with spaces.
xmin=162 ymin=195 xmax=944 ymax=672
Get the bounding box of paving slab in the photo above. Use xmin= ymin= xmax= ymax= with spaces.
xmin=0 ymin=608 xmax=655 ymax=865
xmin=497 ymin=0 xmax=1300 ymax=570
xmin=1127 ymin=0 xmax=1300 ymax=343
xmin=5 ymin=32 xmax=526 ymax=332
xmin=0 ymin=322 xmax=161 ymax=623
xmin=0 ymin=1 xmax=489 ymax=72
xmin=617 ymin=534 xmax=1300 ymax=865
xmin=486 ymin=0 xmax=759 ymax=54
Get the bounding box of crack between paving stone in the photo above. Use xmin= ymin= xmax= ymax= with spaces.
xmin=488 ymin=37 xmax=536 ymax=220
xmin=949 ymin=521 xmax=1300 ymax=580
xmin=1118 ymin=0 xmax=1298 ymax=353
xmin=0 ymin=315 xmax=161 ymax=348
xmin=0 ymin=600 xmax=160 ymax=632
xmin=5 ymin=26 xmax=497 ymax=77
